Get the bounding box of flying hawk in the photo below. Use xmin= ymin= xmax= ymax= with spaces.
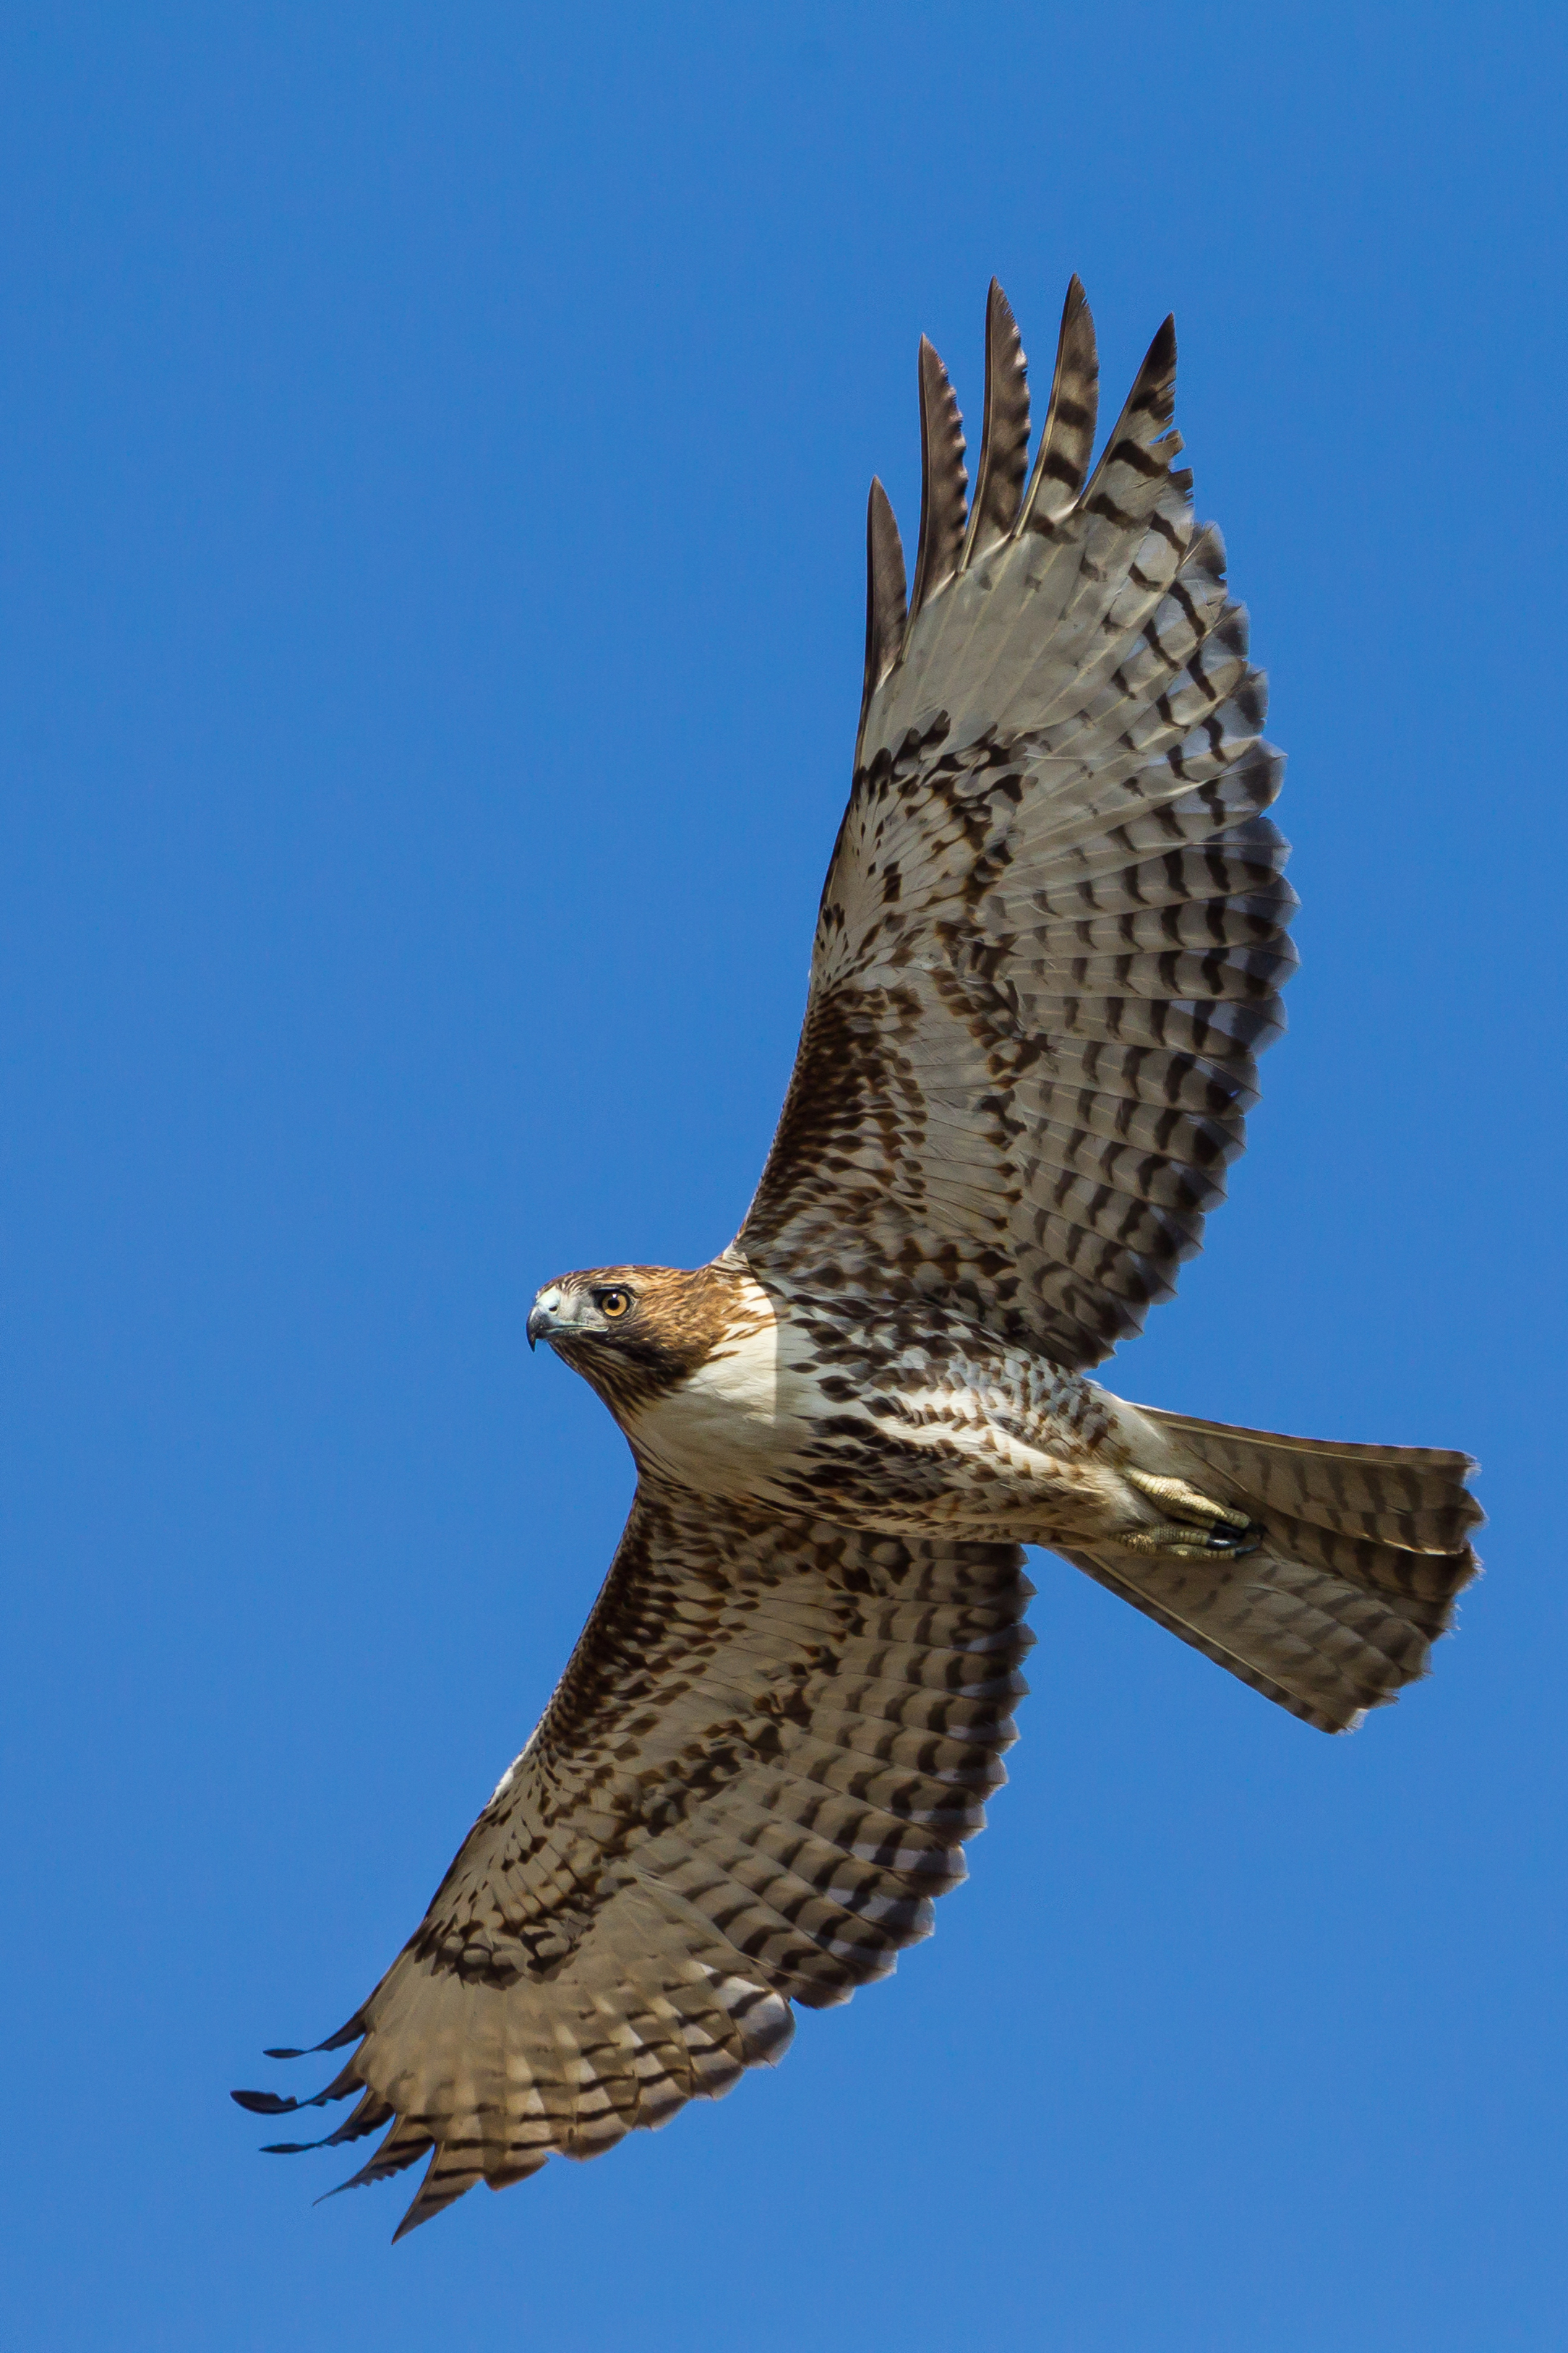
xmin=236 ymin=280 xmax=1481 ymax=2237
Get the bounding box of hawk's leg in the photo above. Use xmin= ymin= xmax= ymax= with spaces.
xmin=1117 ymin=1469 xmax=1261 ymax=1562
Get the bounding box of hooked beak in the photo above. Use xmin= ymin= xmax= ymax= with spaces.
xmin=527 ymin=1293 xmax=572 ymax=1352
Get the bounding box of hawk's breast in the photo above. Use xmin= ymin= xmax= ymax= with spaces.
xmin=622 ymin=1278 xmax=822 ymax=1500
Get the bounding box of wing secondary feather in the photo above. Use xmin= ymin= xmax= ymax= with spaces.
xmin=236 ymin=1482 xmax=1029 ymax=2234
xmin=737 ymin=281 xmax=1293 ymax=1369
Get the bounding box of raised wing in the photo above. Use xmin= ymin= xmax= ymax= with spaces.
xmin=235 ymin=1482 xmax=1029 ymax=2235
xmin=737 ymin=280 xmax=1295 ymax=1370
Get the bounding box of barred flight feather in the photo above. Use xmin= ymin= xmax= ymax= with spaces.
xmin=960 ymin=281 xmax=1029 ymax=568
xmin=239 ymin=1482 xmax=1028 ymax=2233
xmin=860 ymin=480 xmax=907 ymax=749
xmin=907 ymin=337 xmax=969 ymax=630
xmin=239 ymin=278 xmax=1481 ymax=2239
xmin=1021 ymin=275 xmax=1098 ymax=529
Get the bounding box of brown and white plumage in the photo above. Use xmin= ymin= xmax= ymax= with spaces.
xmin=239 ymin=1485 xmax=1029 ymax=2234
xmin=751 ymin=282 xmax=1289 ymax=1370
xmin=238 ymin=282 xmax=1481 ymax=2235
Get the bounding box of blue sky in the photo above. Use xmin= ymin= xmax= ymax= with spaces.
xmin=3 ymin=4 xmax=1564 ymax=2346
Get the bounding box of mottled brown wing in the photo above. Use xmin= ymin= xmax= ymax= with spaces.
xmin=235 ymin=1481 xmax=1029 ymax=2236
xmin=737 ymin=280 xmax=1294 ymax=1370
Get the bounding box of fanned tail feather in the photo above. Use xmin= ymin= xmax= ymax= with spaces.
xmin=1066 ymin=1414 xmax=1481 ymax=1733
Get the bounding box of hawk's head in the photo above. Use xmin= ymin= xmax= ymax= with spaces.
xmin=526 ymin=1262 xmax=747 ymax=1421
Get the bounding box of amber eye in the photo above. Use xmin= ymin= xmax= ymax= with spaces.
xmin=595 ymin=1288 xmax=631 ymax=1320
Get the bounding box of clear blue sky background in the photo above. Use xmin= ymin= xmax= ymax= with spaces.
xmin=3 ymin=6 xmax=1564 ymax=2347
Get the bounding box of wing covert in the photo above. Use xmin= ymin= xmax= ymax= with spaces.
xmin=737 ymin=281 xmax=1293 ymax=1369
xmin=236 ymin=1482 xmax=1029 ymax=2235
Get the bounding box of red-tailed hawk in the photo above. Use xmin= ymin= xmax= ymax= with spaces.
xmin=236 ymin=281 xmax=1481 ymax=2237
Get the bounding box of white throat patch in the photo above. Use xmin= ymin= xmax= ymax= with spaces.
xmin=622 ymin=1278 xmax=815 ymax=1500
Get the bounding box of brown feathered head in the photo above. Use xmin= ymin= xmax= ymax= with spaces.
xmin=526 ymin=1262 xmax=746 ymax=1420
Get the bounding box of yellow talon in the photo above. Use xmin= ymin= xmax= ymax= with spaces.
xmin=1120 ymin=1470 xmax=1261 ymax=1559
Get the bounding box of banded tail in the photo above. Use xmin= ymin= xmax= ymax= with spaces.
xmin=1066 ymin=1412 xmax=1481 ymax=1734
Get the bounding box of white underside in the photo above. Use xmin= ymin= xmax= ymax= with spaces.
xmin=623 ymin=1284 xmax=819 ymax=1501
xmin=622 ymin=1278 xmax=1173 ymax=1532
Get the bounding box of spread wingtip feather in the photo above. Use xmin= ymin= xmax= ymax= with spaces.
xmin=1021 ymin=274 xmax=1100 ymax=528
xmin=906 ymin=336 xmax=969 ymax=631
xmin=961 ymin=278 xmax=1030 ymax=568
xmin=858 ymin=476 xmax=907 ymax=748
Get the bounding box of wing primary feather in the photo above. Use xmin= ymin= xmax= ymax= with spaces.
xmin=241 ymin=287 xmax=1336 ymax=2238
xmin=858 ymin=478 xmax=907 ymax=752
xmin=254 ymin=1490 xmax=1032 ymax=2229
xmin=960 ymin=279 xmax=1029 ymax=570
xmin=315 ymin=2117 xmax=434 ymax=2212
xmin=1076 ymin=312 xmax=1179 ymax=516
xmin=1020 ymin=275 xmax=1099 ymax=529
xmin=231 ymin=2060 xmax=360 ymax=2117
xmin=905 ymin=336 xmax=968 ymax=631
xmin=260 ymin=2013 xmax=365 ymax=2062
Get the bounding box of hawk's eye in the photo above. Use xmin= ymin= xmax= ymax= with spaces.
xmin=596 ymin=1288 xmax=631 ymax=1320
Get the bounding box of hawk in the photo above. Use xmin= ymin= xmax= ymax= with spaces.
xmin=236 ymin=280 xmax=1481 ymax=2237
